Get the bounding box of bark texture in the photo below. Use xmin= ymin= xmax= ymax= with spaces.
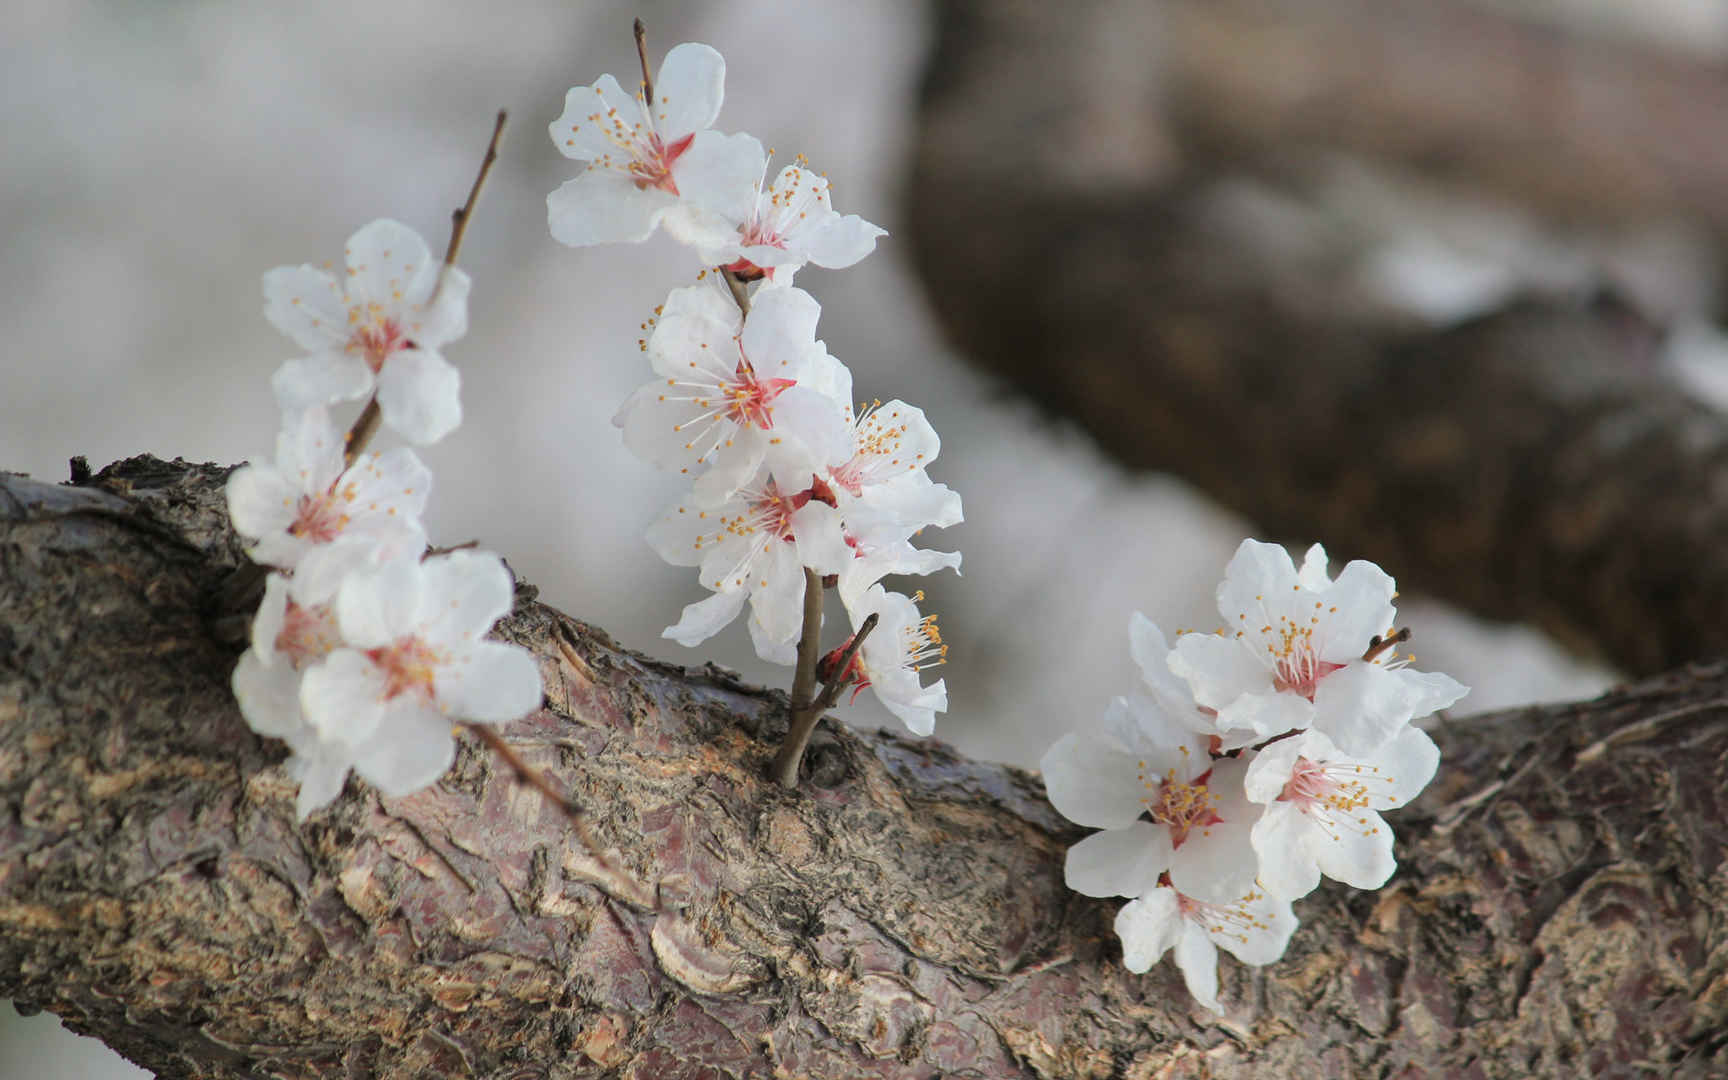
xmin=907 ymin=0 xmax=1728 ymax=677
xmin=2 ymin=456 xmax=1726 ymax=1078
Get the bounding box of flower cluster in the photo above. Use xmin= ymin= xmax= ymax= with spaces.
xmin=547 ymin=41 xmax=959 ymax=734
xmin=227 ymin=220 xmax=542 ymax=820
xmin=1041 ymin=539 xmax=1466 ymax=1013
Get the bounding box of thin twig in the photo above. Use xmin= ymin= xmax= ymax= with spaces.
xmin=774 ymin=569 xmax=828 ymax=785
xmin=634 ymin=18 xmax=655 ymax=106
xmin=463 ymin=722 xmax=624 ymax=881
xmin=342 ymin=110 xmax=508 ymax=468
xmin=773 ymin=604 xmax=880 ymax=787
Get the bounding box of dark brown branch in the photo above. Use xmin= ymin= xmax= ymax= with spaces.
xmin=3 ymin=456 xmax=1724 ymax=1077
xmin=909 ymin=0 xmax=1728 ymax=677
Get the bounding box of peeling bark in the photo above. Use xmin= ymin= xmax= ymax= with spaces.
xmin=908 ymin=0 xmax=1728 ymax=677
xmin=1 ymin=456 xmax=1725 ymax=1078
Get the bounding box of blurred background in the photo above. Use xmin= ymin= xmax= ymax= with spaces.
xmin=17 ymin=0 xmax=1728 ymax=1071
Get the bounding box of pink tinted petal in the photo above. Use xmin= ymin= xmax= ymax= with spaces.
xmin=263 ymin=265 xmax=349 ymax=352
xmin=376 ymin=349 xmax=461 ymax=446
xmin=1064 ymin=821 xmax=1173 ymax=899
xmin=1249 ymin=801 xmax=1321 ymax=901
xmin=1114 ymin=888 xmax=1185 ymax=973
xmin=652 ymin=42 xmax=726 ymax=139
xmin=436 ymin=640 xmax=542 ymax=722
xmin=548 ymin=171 xmax=674 ymax=247
xmin=352 ymin=704 xmax=455 ymax=797
xmin=298 ymin=650 xmax=387 ymax=745
xmin=272 ymin=351 xmax=373 ymax=411
xmin=344 ymin=219 xmax=437 ymax=311
xmin=1172 ymin=926 xmax=1224 ymax=1014
xmin=664 ymin=589 xmax=747 ymax=647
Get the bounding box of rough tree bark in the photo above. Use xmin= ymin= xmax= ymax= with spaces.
xmin=2 ymin=457 xmax=1725 ymax=1078
xmin=907 ymin=0 xmax=1728 ymax=678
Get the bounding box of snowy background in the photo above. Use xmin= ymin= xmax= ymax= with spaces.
xmin=0 ymin=0 xmax=1644 ymax=1072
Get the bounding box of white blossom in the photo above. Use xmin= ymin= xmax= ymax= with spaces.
xmin=1243 ymin=726 xmax=1440 ymax=900
xmin=1045 ymin=694 xmax=1260 ymax=905
xmin=1168 ymin=540 xmax=1468 ymax=755
xmin=291 ymin=551 xmax=543 ymax=815
xmin=225 ymin=406 xmax=429 ymax=599
xmin=265 ymin=219 xmax=468 ymax=445
xmin=547 ymin=42 xmax=763 ymax=248
xmin=677 ymin=159 xmax=885 ymax=284
xmin=825 ymin=585 xmax=948 ymax=735
xmin=615 ymin=282 xmax=853 ymax=503
xmin=1114 ymin=883 xmax=1297 ymax=1015
xmin=647 ymin=468 xmax=851 ymax=653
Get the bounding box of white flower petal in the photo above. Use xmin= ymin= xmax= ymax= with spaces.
xmin=1312 ymin=808 xmax=1398 ymax=891
xmin=1039 ymin=717 xmax=1150 ymax=832
xmin=351 ymin=705 xmax=456 ymax=797
xmin=1168 ymin=631 xmax=1270 ymax=712
xmin=1316 ymin=560 xmax=1399 ymax=664
xmin=419 ymin=550 xmax=514 ymax=644
xmin=672 ymin=131 xmax=765 ymax=225
xmin=436 ymin=640 xmax=543 ymax=722
xmin=298 ymin=650 xmax=387 ymax=745
xmin=233 ymin=649 xmax=304 ymax=738
xmin=411 ymin=265 xmax=470 ymax=350
xmin=1216 ymin=688 xmax=1314 ymax=741
xmin=653 ymin=42 xmax=726 ymax=139
xmin=289 ymin=743 xmax=351 ymax=821
xmin=1172 ymin=924 xmax=1224 ymax=1014
xmin=664 ymin=589 xmax=747 ymax=647
xmin=1377 ymin=725 xmax=1442 ymax=808
xmin=804 ymin=212 xmax=886 ymax=269
xmin=1215 ymin=891 xmax=1298 ymax=966
xmin=1250 ymin=801 xmax=1323 ymax=901
xmin=1064 ymin=821 xmax=1173 ymax=898
xmin=344 ymin=219 xmax=438 ymax=311
xmin=548 ymin=171 xmax=675 ymax=247
xmin=1114 ymin=888 xmax=1184 ymax=974
xmin=271 ymin=352 xmax=373 ymax=411
xmin=336 ymin=559 xmax=425 ymax=648
xmin=1313 ymin=662 xmax=1465 ymax=756
xmin=263 ymin=265 xmax=349 ymax=352
xmin=376 ymin=349 xmax=462 ymax=446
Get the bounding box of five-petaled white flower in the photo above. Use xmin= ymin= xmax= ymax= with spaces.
xmin=265 ymin=219 xmax=469 ymax=446
xmin=1244 ymin=725 xmax=1439 ymax=900
xmin=647 ymin=466 xmax=851 ymax=654
xmin=1114 ymin=882 xmax=1298 ymax=1015
xmin=823 ymin=585 xmax=949 ymax=736
xmin=1044 ymin=693 xmax=1260 ymax=905
xmin=225 ymin=406 xmax=430 ymax=601
xmin=547 ymin=42 xmax=764 ymax=248
xmin=1168 ymin=540 xmax=1467 ymax=755
xmin=615 ymin=281 xmax=853 ymax=503
xmin=678 ymin=159 xmax=886 ymax=285
xmin=292 ymin=551 xmax=543 ymax=815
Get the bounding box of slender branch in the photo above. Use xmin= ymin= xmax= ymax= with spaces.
xmin=634 ymin=18 xmax=655 ymax=106
xmin=342 ymin=110 xmax=508 ymax=469
xmin=461 ymin=720 xmax=634 ymax=893
xmin=773 ymin=603 xmax=880 ymax=788
xmin=773 ymin=568 xmax=828 ymax=786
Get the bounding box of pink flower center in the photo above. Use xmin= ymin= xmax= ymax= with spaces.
xmin=629 ymin=132 xmax=693 ymax=193
xmin=288 ymin=492 xmax=349 ymax=544
xmin=275 ymin=600 xmax=340 ymax=667
xmin=352 ymin=317 xmax=408 ymax=374
xmin=1143 ymin=764 xmax=1224 ymax=850
xmin=722 ymin=359 xmax=795 ymax=430
xmin=1264 ymin=622 xmax=1343 ymax=700
xmin=366 ymin=636 xmax=444 ymax=703
xmin=1278 ymin=755 xmax=1377 ymax=815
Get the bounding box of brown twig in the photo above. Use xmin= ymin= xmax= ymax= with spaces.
xmin=462 ymin=721 xmax=626 ymax=883
xmin=342 ymin=110 xmax=508 ymax=469
xmin=633 ymin=18 xmax=655 ymax=106
xmin=773 ymin=602 xmax=880 ymax=788
xmin=721 ymin=267 xmax=752 ymax=315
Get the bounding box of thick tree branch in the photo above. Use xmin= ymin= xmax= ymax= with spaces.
xmin=1 ymin=457 xmax=1725 ymax=1077
xmin=909 ymin=0 xmax=1728 ymax=676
